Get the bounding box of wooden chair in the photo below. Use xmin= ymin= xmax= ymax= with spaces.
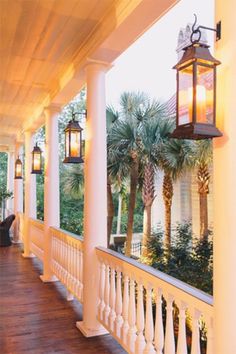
xmin=0 ymin=214 xmax=15 ymax=247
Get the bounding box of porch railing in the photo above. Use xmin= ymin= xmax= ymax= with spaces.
xmin=51 ymin=227 xmax=84 ymax=303
xmin=96 ymin=247 xmax=213 ymax=354
xmin=19 ymin=215 xmax=213 ymax=354
xmin=29 ymin=218 xmax=44 ymax=261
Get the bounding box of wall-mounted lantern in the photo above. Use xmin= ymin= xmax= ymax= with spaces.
xmin=170 ymin=15 xmax=222 ymax=140
xmin=63 ymin=111 xmax=86 ymax=164
xmin=31 ymin=143 xmax=42 ymax=174
xmin=15 ymin=157 xmax=23 ymax=179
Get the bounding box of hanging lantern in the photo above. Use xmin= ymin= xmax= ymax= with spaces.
xmin=31 ymin=143 xmax=42 ymax=174
xmin=63 ymin=112 xmax=84 ymax=163
xmin=15 ymin=157 xmax=23 ymax=179
xmin=170 ymin=15 xmax=222 ymax=140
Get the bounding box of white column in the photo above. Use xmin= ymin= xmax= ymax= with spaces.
xmin=13 ymin=144 xmax=24 ymax=243
xmin=23 ymin=131 xmax=36 ymax=257
xmin=77 ymin=61 xmax=109 ymax=337
xmin=6 ymin=150 xmax=15 ymax=214
xmin=214 ymin=1 xmax=236 ymax=353
xmin=40 ymin=105 xmax=60 ymax=282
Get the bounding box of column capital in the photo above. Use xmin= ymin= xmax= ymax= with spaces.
xmin=44 ymin=104 xmax=61 ymax=118
xmin=85 ymin=58 xmax=113 ymax=73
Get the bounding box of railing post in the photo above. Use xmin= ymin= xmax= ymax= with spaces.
xmin=13 ymin=144 xmax=23 ymax=243
xmin=40 ymin=105 xmax=60 ymax=282
xmin=76 ymin=61 xmax=110 ymax=337
xmin=22 ymin=131 xmax=36 ymax=258
xmin=6 ymin=149 xmax=14 ymax=215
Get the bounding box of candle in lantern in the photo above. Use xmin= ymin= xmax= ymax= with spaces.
xmin=34 ymin=153 xmax=41 ymax=171
xmin=16 ymin=164 xmax=22 ymax=177
xmin=196 ymin=85 xmax=206 ymax=123
xmin=70 ymin=131 xmax=79 ymax=157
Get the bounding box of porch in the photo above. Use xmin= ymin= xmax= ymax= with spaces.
xmin=1 ymin=0 xmax=236 ymax=353
xmin=0 ymin=244 xmax=125 ymax=354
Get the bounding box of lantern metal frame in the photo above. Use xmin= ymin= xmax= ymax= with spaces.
xmin=31 ymin=143 xmax=43 ymax=174
xmin=63 ymin=110 xmax=86 ymax=164
xmin=170 ymin=14 xmax=223 ymax=140
xmin=15 ymin=156 xmax=23 ymax=179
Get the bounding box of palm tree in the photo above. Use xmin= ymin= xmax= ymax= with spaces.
xmin=62 ymin=165 xmax=84 ymax=199
xmin=159 ymin=138 xmax=194 ymax=255
xmin=193 ymin=139 xmax=212 ymax=240
xmin=108 ymin=118 xmax=140 ymax=257
xmin=140 ymin=116 xmax=173 ymax=258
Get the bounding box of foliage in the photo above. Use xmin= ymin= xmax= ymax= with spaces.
xmin=0 ymin=153 xmax=8 ymax=190
xmin=144 ymin=222 xmax=213 ymax=294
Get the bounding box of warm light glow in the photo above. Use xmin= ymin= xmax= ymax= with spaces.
xmin=33 ymin=153 xmax=41 ymax=171
xmin=188 ymin=85 xmax=206 ymax=123
xmin=16 ymin=164 xmax=22 ymax=177
xmin=70 ymin=131 xmax=80 ymax=157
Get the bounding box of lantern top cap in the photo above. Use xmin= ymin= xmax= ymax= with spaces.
xmin=15 ymin=157 xmax=22 ymax=164
xmin=65 ymin=118 xmax=83 ymax=132
xmin=32 ymin=143 xmax=42 ymax=153
xmin=173 ymin=43 xmax=221 ymax=70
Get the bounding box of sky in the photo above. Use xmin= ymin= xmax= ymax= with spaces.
xmin=106 ymin=0 xmax=214 ymax=108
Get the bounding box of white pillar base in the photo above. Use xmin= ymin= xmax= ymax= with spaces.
xmin=12 ymin=240 xmax=22 ymax=244
xmin=67 ymin=291 xmax=74 ymax=301
xmin=39 ymin=274 xmax=58 ymax=283
xmin=76 ymin=321 xmax=108 ymax=337
xmin=22 ymin=252 xmax=35 ymax=258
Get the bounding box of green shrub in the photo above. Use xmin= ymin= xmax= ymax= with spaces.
xmin=146 ymin=222 xmax=213 ymax=295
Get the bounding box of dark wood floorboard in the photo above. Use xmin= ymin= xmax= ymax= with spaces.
xmin=0 ymin=245 xmax=126 ymax=354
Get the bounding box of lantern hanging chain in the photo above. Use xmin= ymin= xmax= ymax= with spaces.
xmin=190 ymin=13 xmax=221 ymax=44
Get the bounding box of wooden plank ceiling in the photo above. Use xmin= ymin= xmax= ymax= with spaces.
xmin=0 ymin=0 xmax=116 ymax=141
xmin=0 ymin=0 xmax=179 ymax=145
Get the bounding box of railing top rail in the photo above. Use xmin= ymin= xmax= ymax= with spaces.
xmin=50 ymin=226 xmax=83 ymax=243
xmin=96 ymin=246 xmax=213 ymax=309
xmin=29 ymin=218 xmax=44 ymax=230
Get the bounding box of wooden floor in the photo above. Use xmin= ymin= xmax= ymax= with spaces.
xmin=0 ymin=245 xmax=126 ymax=354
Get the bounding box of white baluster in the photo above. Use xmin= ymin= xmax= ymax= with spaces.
xmin=191 ymin=309 xmax=201 ymax=354
xmin=122 ymin=274 xmax=130 ymax=346
xmin=206 ymin=316 xmax=213 ymax=354
xmin=99 ymin=261 xmax=106 ymax=321
xmin=115 ymin=269 xmax=123 ymax=338
xmin=176 ymin=302 xmax=188 ymax=354
xmin=154 ymin=288 xmax=164 ymax=354
xmin=109 ymin=267 xmax=116 ymax=331
xmin=164 ymin=295 xmax=175 ymax=354
xmin=128 ymin=277 xmax=137 ymax=353
xmin=135 ymin=282 xmax=146 ymax=354
xmin=144 ymin=284 xmax=155 ymax=354
xmin=104 ymin=264 xmax=110 ymax=325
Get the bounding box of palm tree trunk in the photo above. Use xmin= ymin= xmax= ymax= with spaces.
xmin=125 ymin=160 xmax=139 ymax=257
xmin=142 ymin=205 xmax=152 ymax=258
xmin=116 ymin=194 xmax=122 ymax=235
xmin=197 ymin=163 xmax=210 ymax=240
xmin=141 ymin=162 xmax=155 ymax=258
xmin=199 ymin=193 xmax=208 ymax=240
xmin=162 ymin=171 xmax=173 ymax=255
xmin=107 ymin=176 xmax=114 ymax=247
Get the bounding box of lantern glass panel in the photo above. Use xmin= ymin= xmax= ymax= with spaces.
xmin=70 ymin=130 xmax=80 ymax=158
xmin=33 ymin=152 xmax=41 ymax=171
xmin=16 ymin=163 xmax=22 ymax=177
xmin=196 ymin=64 xmax=214 ymax=124
xmin=65 ymin=130 xmax=70 ymax=158
xmin=178 ymin=64 xmax=193 ymax=125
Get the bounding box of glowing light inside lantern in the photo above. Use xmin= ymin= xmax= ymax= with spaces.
xmin=188 ymin=85 xmax=206 ymax=123
xmin=70 ymin=131 xmax=80 ymax=157
xmin=34 ymin=153 xmax=41 ymax=171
